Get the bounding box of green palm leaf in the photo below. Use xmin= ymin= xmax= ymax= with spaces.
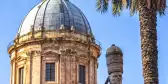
xmin=96 ymin=0 xmax=166 ymax=16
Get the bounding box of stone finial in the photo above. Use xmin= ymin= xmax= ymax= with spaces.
xmin=42 ymin=0 xmax=69 ymax=2
xmin=106 ymin=44 xmax=123 ymax=56
xmin=112 ymin=44 xmax=115 ymax=46
xmin=60 ymin=24 xmax=65 ymax=30
xmin=71 ymin=26 xmax=75 ymax=31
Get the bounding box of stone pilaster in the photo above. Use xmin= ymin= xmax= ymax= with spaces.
xmin=71 ymin=56 xmax=77 ymax=84
xmin=94 ymin=58 xmax=98 ymax=84
xmin=11 ymin=61 xmax=15 ymax=84
xmin=89 ymin=57 xmax=95 ymax=84
xmin=65 ymin=56 xmax=71 ymax=84
xmin=32 ymin=51 xmax=41 ymax=84
xmin=61 ymin=56 xmax=66 ymax=84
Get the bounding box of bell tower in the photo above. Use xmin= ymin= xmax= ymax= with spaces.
xmin=8 ymin=0 xmax=101 ymax=84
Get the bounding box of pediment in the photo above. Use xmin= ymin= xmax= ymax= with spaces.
xmin=42 ymin=50 xmax=60 ymax=57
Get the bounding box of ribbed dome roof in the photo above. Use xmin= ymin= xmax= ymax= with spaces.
xmin=17 ymin=0 xmax=92 ymax=36
xmin=106 ymin=44 xmax=123 ymax=55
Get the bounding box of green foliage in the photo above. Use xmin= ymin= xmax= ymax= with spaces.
xmin=130 ymin=0 xmax=138 ymax=16
xmin=96 ymin=0 xmax=167 ymax=16
xmin=112 ymin=0 xmax=123 ymax=16
xmin=43 ymin=0 xmax=46 ymax=1
xmin=96 ymin=0 xmax=109 ymax=13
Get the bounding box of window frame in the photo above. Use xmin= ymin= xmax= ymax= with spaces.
xmin=78 ymin=65 xmax=86 ymax=84
xmin=44 ymin=61 xmax=59 ymax=83
xmin=45 ymin=63 xmax=56 ymax=81
xmin=19 ymin=67 xmax=24 ymax=84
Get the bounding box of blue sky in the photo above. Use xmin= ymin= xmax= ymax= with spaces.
xmin=0 ymin=0 xmax=168 ymax=84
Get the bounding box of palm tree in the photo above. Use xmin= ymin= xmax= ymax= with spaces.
xmin=96 ymin=0 xmax=166 ymax=84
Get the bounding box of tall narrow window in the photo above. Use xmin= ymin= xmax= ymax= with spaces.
xmin=19 ymin=67 xmax=24 ymax=84
xmin=79 ymin=65 xmax=86 ymax=84
xmin=46 ymin=63 xmax=55 ymax=81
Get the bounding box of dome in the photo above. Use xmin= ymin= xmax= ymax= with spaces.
xmin=17 ymin=0 xmax=92 ymax=36
xmin=106 ymin=44 xmax=123 ymax=55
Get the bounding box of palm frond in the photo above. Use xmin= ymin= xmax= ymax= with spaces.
xmin=126 ymin=0 xmax=131 ymax=8
xmin=130 ymin=0 xmax=139 ymax=16
xmin=96 ymin=0 xmax=166 ymax=16
xmin=156 ymin=0 xmax=167 ymax=16
xmin=122 ymin=0 xmax=127 ymax=7
xmin=96 ymin=0 xmax=109 ymax=13
xmin=144 ymin=0 xmax=166 ymax=16
xmin=111 ymin=0 xmax=124 ymax=16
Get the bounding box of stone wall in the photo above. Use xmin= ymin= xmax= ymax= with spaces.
xmin=9 ymin=39 xmax=100 ymax=84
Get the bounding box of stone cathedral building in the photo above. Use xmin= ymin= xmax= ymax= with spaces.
xmin=7 ymin=0 xmax=101 ymax=84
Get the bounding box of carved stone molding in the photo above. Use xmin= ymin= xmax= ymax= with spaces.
xmin=32 ymin=51 xmax=41 ymax=55
xmin=42 ymin=56 xmax=60 ymax=61
xmin=42 ymin=44 xmax=60 ymax=51
xmin=42 ymin=50 xmax=60 ymax=61
xmin=16 ymin=56 xmax=27 ymax=63
xmin=76 ymin=56 xmax=89 ymax=65
xmin=26 ymin=51 xmax=32 ymax=56
xmin=42 ymin=51 xmax=60 ymax=56
xmin=60 ymin=48 xmax=77 ymax=56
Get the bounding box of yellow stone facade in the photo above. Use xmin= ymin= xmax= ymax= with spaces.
xmin=8 ymin=31 xmax=101 ymax=84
